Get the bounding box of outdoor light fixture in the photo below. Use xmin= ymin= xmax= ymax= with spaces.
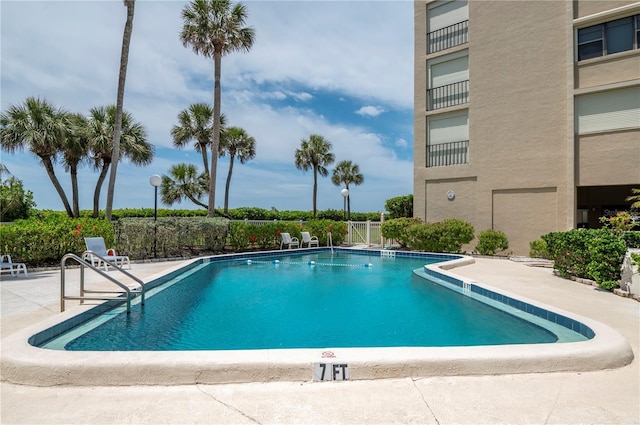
xmin=341 ymin=188 xmax=349 ymax=221
xmin=149 ymin=174 xmax=162 ymax=258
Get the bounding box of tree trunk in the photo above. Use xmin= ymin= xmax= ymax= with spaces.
xmin=312 ymin=165 xmax=318 ymax=218
xmin=42 ymin=157 xmax=73 ymax=217
xmin=70 ymin=164 xmax=79 ymax=218
xmin=106 ymin=0 xmax=135 ymax=221
xmin=200 ymin=143 xmax=209 ymax=177
xmin=224 ymin=154 xmax=235 ymax=214
xmin=208 ymin=51 xmax=223 ymax=218
xmin=93 ymin=162 xmax=110 ymax=218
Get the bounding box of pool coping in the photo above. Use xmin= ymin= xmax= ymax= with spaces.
xmin=0 ymin=249 xmax=634 ymax=386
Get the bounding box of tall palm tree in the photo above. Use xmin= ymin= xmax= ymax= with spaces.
xmin=219 ymin=126 xmax=255 ymax=213
xmin=0 ymin=97 xmax=74 ymax=217
xmin=61 ymin=113 xmax=91 ymax=217
xmin=106 ymin=0 xmax=136 ymax=221
xmin=160 ymin=163 xmax=209 ymax=208
xmin=171 ymin=104 xmax=228 ymax=176
xmin=87 ymin=105 xmax=152 ymax=218
xmin=181 ymin=0 xmax=255 ymax=217
xmin=294 ymin=134 xmax=335 ymax=218
xmin=331 ymin=160 xmax=364 ymax=220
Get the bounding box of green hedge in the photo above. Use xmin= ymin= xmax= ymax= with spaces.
xmin=0 ymin=216 xmax=114 ymax=266
xmin=380 ymin=217 xmax=422 ymax=248
xmin=115 ymin=217 xmax=228 ymax=259
xmin=381 ymin=217 xmax=474 ymax=253
xmin=542 ymin=229 xmax=628 ymax=290
xmin=227 ymin=219 xmax=347 ymax=251
xmin=476 ymin=229 xmax=509 ymax=255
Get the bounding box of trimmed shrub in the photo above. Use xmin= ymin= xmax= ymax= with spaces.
xmin=404 ymin=218 xmax=474 ymax=253
xmin=585 ymin=230 xmax=627 ymax=289
xmin=380 ymin=217 xmax=422 ymax=248
xmin=476 ymin=229 xmax=509 ymax=255
xmin=623 ymin=231 xmax=640 ymax=248
xmin=439 ymin=219 xmax=475 ymax=253
xmin=529 ymin=239 xmax=550 ymax=259
xmin=115 ymin=217 xmax=228 ymax=259
xmin=0 ymin=216 xmax=114 ymax=266
xmin=542 ymin=228 xmax=627 ymax=290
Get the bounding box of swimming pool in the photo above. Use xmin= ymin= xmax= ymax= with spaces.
xmin=2 ymin=248 xmax=633 ymax=386
xmin=42 ymin=251 xmax=573 ymax=351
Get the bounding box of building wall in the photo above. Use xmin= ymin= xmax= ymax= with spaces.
xmin=414 ymin=0 xmax=639 ymax=255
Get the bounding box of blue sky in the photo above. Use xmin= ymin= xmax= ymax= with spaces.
xmin=0 ymin=0 xmax=414 ymax=214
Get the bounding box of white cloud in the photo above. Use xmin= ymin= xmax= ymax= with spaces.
xmin=355 ymin=106 xmax=385 ymax=117
xmin=395 ymin=138 xmax=409 ymax=148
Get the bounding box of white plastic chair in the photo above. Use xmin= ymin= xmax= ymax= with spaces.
xmin=280 ymin=232 xmax=300 ymax=249
xmin=83 ymin=237 xmax=131 ymax=271
xmin=301 ymin=231 xmax=319 ymax=248
xmin=0 ymin=254 xmax=28 ymax=277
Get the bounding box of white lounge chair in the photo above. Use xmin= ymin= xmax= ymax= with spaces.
xmin=301 ymin=231 xmax=319 ymax=248
xmin=83 ymin=237 xmax=131 ymax=271
xmin=280 ymin=232 xmax=300 ymax=249
xmin=0 ymin=254 xmax=28 ymax=277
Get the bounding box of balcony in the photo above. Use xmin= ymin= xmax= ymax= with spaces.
xmin=427 ymin=80 xmax=469 ymax=110
xmin=427 ymin=140 xmax=469 ymax=167
xmin=427 ymin=20 xmax=469 ymax=54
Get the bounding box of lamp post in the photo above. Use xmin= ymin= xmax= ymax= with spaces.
xmin=149 ymin=174 xmax=162 ymax=258
xmin=341 ymin=188 xmax=349 ymax=221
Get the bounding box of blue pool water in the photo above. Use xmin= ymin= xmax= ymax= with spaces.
xmin=44 ymin=250 xmax=581 ymax=351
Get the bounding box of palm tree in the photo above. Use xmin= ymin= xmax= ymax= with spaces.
xmin=627 ymin=188 xmax=640 ymax=209
xmin=171 ymin=104 xmax=229 ymax=176
xmin=0 ymin=97 xmax=74 ymax=217
xmin=61 ymin=113 xmax=91 ymax=217
xmin=105 ymin=0 xmax=136 ymax=221
xmin=181 ymin=0 xmax=255 ymax=217
xmin=160 ymin=163 xmax=209 ymax=208
xmin=331 ymin=160 xmax=364 ymax=220
xmin=219 ymin=126 xmax=255 ymax=213
xmin=294 ymin=134 xmax=335 ymax=218
xmin=87 ymin=105 xmax=152 ymax=218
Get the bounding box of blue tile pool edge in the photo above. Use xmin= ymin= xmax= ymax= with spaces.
xmin=419 ymin=259 xmax=596 ymax=340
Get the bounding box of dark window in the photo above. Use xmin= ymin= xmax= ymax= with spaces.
xmin=607 ymin=17 xmax=634 ymax=54
xmin=578 ymin=25 xmax=603 ymax=60
xmin=577 ymin=14 xmax=639 ymax=61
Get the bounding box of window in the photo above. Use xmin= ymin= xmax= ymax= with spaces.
xmin=577 ymin=14 xmax=639 ymax=61
xmin=427 ymin=1 xmax=468 ymax=53
xmin=428 ymin=53 xmax=469 ymax=110
xmin=575 ymin=86 xmax=640 ymax=134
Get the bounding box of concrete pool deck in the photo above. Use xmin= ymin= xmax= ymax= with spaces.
xmin=1 ymin=256 xmax=639 ymax=424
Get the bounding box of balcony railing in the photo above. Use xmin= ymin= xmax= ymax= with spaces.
xmin=427 ymin=20 xmax=469 ymax=54
xmin=427 ymin=140 xmax=469 ymax=167
xmin=427 ymin=80 xmax=469 ymax=110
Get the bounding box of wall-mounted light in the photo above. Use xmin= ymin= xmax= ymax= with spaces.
xmin=447 ymin=190 xmax=455 ymax=201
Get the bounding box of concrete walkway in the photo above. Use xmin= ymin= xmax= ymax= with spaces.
xmin=1 ymin=257 xmax=638 ymax=424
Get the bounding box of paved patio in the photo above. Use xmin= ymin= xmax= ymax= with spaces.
xmin=1 ymin=256 xmax=638 ymax=424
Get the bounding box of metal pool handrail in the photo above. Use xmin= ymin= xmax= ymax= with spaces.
xmin=60 ymin=253 xmax=145 ymax=314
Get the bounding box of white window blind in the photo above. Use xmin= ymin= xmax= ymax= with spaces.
xmin=428 ymin=111 xmax=469 ymax=144
xmin=430 ymin=55 xmax=469 ymax=88
xmin=428 ymin=0 xmax=468 ymax=32
xmin=576 ymin=86 xmax=640 ymax=134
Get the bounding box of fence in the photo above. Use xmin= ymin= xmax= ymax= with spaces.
xmin=235 ymin=220 xmax=392 ymax=248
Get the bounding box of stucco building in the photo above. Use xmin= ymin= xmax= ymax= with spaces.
xmin=414 ymin=0 xmax=640 ymax=255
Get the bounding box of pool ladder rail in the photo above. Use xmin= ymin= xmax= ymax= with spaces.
xmin=60 ymin=253 xmax=145 ymax=314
